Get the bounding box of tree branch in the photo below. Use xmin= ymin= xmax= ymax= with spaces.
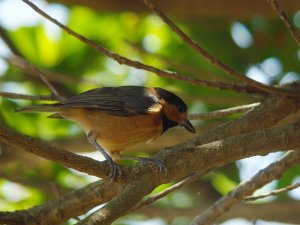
xmin=188 ymin=103 xmax=259 ymax=120
xmin=0 ymin=124 xmax=122 ymax=180
xmin=245 ymin=181 xmax=300 ymax=201
xmin=3 ymin=56 xmax=93 ymax=86
xmin=0 ymin=91 xmax=57 ymax=101
xmin=21 ymin=0 xmax=269 ymax=96
xmin=131 ymin=169 xmax=213 ymax=212
xmin=0 ymin=181 xmax=124 ymax=225
xmin=0 ymin=26 xmax=23 ymax=56
xmin=266 ymin=0 xmax=300 ymax=47
xmin=143 ymin=0 xmax=297 ymax=97
xmin=191 ymin=150 xmax=300 ymax=225
xmin=2 ymin=2 xmax=300 ymax=224
xmin=1 ymin=95 xmax=299 ymax=225
xmin=0 ymin=26 xmax=66 ymax=100
xmin=73 ymin=88 xmax=300 ymax=224
xmin=190 ymin=95 xmax=299 ymax=147
xmin=48 ymin=0 xmax=300 ymax=19
xmin=75 ymin=120 xmax=300 ymax=224
xmin=137 ymin=200 xmax=300 ymax=224
xmin=1 ymin=95 xmax=297 ymax=182
xmin=8 ymin=55 xmax=64 ymax=100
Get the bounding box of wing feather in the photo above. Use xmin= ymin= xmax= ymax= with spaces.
xmin=58 ymin=86 xmax=161 ymax=116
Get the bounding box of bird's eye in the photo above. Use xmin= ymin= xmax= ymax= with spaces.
xmin=177 ymin=104 xmax=186 ymax=113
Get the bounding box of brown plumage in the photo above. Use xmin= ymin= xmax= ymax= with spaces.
xmin=17 ymin=86 xmax=196 ymax=179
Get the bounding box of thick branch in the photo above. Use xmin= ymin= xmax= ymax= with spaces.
xmin=77 ymin=92 xmax=300 ymax=224
xmin=191 ymin=96 xmax=299 ymax=146
xmin=0 ymin=181 xmax=124 ymax=225
xmin=2 ymin=96 xmax=292 ymax=182
xmin=0 ymin=124 xmax=120 ymax=179
xmin=160 ymin=119 xmax=300 ymax=182
xmin=76 ymin=121 xmax=300 ymax=224
xmin=76 ymin=179 xmax=158 ymax=225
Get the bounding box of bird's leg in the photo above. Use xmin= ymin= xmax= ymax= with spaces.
xmin=87 ymin=131 xmax=121 ymax=180
xmin=119 ymin=155 xmax=167 ymax=176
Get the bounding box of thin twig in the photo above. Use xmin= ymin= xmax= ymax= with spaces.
xmin=0 ymin=91 xmax=57 ymax=101
xmin=245 ymin=181 xmax=300 ymax=201
xmin=22 ymin=0 xmax=269 ymax=96
xmin=188 ymin=103 xmax=260 ymax=120
xmin=132 ymin=169 xmax=213 ymax=212
xmin=0 ymin=26 xmax=67 ymax=99
xmin=124 ymin=40 xmax=223 ymax=81
xmin=191 ymin=150 xmax=300 ymax=225
xmin=10 ymin=55 xmax=64 ymax=101
xmin=3 ymin=56 xmax=92 ymax=86
xmin=0 ymin=26 xmax=23 ymax=56
xmin=143 ymin=0 xmax=298 ymax=97
xmin=266 ymin=0 xmax=300 ymax=47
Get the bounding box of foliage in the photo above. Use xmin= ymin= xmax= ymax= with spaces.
xmin=0 ymin=1 xmax=300 ymax=225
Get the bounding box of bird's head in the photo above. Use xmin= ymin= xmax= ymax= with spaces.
xmin=154 ymin=87 xmax=196 ymax=134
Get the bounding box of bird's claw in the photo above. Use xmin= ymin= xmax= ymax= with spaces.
xmin=140 ymin=158 xmax=167 ymax=177
xmin=107 ymin=161 xmax=122 ymax=181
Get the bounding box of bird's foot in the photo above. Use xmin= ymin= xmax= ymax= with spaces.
xmin=120 ymin=155 xmax=167 ymax=177
xmin=140 ymin=158 xmax=167 ymax=176
xmin=106 ymin=160 xmax=122 ymax=181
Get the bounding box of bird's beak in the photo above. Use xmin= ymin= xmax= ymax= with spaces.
xmin=182 ymin=120 xmax=196 ymax=133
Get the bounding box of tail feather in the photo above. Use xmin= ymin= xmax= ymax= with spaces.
xmin=15 ymin=104 xmax=60 ymax=113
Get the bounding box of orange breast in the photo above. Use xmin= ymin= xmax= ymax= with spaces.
xmin=60 ymin=108 xmax=163 ymax=153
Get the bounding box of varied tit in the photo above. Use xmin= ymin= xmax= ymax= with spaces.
xmin=17 ymin=86 xmax=196 ymax=179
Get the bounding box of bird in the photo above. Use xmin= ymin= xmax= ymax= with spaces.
xmin=16 ymin=86 xmax=196 ymax=179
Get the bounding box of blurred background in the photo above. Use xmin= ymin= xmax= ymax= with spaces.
xmin=0 ymin=0 xmax=300 ymax=224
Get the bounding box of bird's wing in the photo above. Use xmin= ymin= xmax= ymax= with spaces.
xmin=59 ymin=86 xmax=162 ymax=116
